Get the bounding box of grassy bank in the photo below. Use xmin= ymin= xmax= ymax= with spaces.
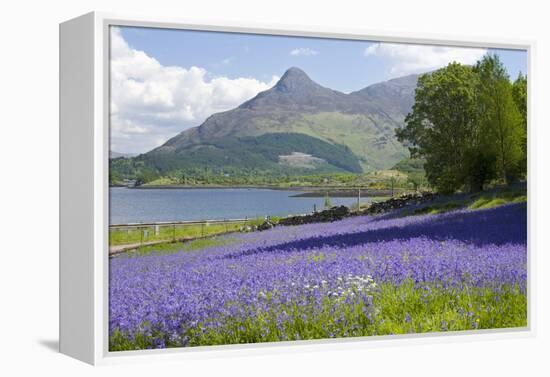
xmin=122 ymin=236 xmax=237 ymax=257
xmin=110 ymin=221 xmax=242 ymax=247
xmin=109 ymin=217 xmax=278 ymax=247
xmin=408 ymin=185 xmax=526 ymax=217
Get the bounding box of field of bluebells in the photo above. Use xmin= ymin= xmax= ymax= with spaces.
xmin=109 ymin=202 xmax=527 ymax=350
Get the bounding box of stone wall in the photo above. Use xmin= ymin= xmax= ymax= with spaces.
xmin=256 ymin=192 xmax=438 ymax=230
xmin=278 ymin=205 xmax=351 ymax=226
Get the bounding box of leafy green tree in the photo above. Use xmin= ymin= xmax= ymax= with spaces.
xmin=475 ymin=55 xmax=525 ymax=184
xmin=463 ymin=148 xmax=496 ymax=192
xmin=512 ymin=72 xmax=528 ymax=175
xmin=109 ymin=170 xmax=122 ymax=185
xmin=398 ymin=55 xmax=526 ymax=194
xmin=512 ymin=72 xmax=527 ymax=122
xmin=396 ymin=63 xmax=479 ymax=194
xmin=136 ymin=169 xmax=160 ymax=185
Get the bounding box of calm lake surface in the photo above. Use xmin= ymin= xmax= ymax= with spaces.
xmin=110 ymin=187 xmax=374 ymax=224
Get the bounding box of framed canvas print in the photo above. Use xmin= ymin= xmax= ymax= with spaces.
xmin=60 ymin=12 xmax=532 ymax=365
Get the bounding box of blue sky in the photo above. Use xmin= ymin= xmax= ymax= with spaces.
xmin=119 ymin=26 xmax=527 ymax=92
xmin=110 ymin=26 xmax=527 ymax=154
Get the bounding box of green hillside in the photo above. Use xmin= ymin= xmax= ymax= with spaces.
xmin=134 ymin=132 xmax=362 ymax=174
xmin=111 ymin=67 xmax=418 ymax=183
xmin=275 ymin=112 xmax=407 ymax=171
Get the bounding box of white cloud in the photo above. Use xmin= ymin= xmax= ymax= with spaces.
xmin=290 ymin=47 xmax=319 ymax=56
xmin=110 ymin=28 xmax=279 ymax=153
xmin=364 ymin=42 xmax=487 ymax=76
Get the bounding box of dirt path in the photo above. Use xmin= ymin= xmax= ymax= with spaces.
xmin=109 ymin=240 xmax=168 ymax=255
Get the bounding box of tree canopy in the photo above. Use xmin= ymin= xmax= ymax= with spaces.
xmin=396 ymin=54 xmax=526 ymax=194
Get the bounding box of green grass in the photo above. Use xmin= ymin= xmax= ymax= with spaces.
xmin=413 ymin=202 xmax=463 ymax=216
xmin=109 ymin=280 xmax=526 ymax=350
xmin=110 ymin=217 xmax=281 ymax=247
xmin=403 ymin=186 xmax=527 ymax=218
xmin=244 ymin=216 xmax=281 ymax=227
xmin=469 ymin=198 xmax=507 ymax=209
xmin=109 ymin=221 xmax=246 ymax=246
xmin=134 ymin=241 xmax=186 ymax=255
xmin=468 ymin=189 xmax=527 ymax=210
xmin=122 ymin=236 xmax=236 ymax=257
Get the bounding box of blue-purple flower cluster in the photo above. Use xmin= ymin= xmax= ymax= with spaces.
xmin=109 ymin=203 xmax=526 ymax=349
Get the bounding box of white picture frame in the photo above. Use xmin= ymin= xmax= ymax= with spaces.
xmin=59 ymin=11 xmax=535 ymax=365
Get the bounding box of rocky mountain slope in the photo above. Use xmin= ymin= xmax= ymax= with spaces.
xmin=114 ymin=67 xmax=419 ymax=177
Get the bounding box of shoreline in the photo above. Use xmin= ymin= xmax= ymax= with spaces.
xmin=290 ymin=189 xmax=396 ymax=198
xmin=110 ymin=184 xmax=399 ymax=197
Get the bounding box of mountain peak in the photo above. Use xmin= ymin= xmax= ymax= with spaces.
xmin=282 ymin=66 xmax=309 ymax=78
xmin=275 ymin=67 xmax=316 ymax=92
xmin=238 ymin=66 xmax=380 ymax=114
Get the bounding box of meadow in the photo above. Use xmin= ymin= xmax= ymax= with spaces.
xmin=109 ymin=217 xmax=273 ymax=247
xmin=109 ymin=201 xmax=527 ymax=350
